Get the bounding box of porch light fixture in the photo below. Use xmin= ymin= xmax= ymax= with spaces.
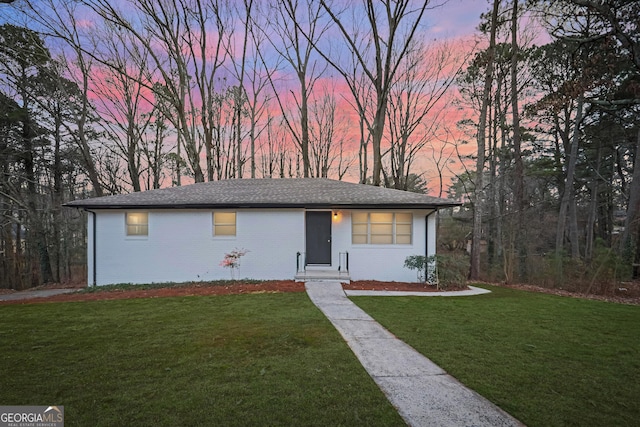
xmin=333 ymin=211 xmax=339 ymax=218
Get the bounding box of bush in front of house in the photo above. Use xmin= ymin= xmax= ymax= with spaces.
xmin=404 ymin=253 xmax=469 ymax=290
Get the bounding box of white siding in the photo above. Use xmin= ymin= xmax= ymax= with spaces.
xmin=92 ymin=209 xmax=304 ymax=286
xmin=331 ymin=209 xmax=436 ymax=282
xmin=89 ymin=208 xmax=438 ymax=285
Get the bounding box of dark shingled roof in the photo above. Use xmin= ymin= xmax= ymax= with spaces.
xmin=64 ymin=178 xmax=460 ymax=209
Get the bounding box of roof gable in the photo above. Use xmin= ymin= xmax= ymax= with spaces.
xmin=64 ymin=178 xmax=460 ymax=209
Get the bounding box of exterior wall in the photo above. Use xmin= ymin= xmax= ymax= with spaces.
xmin=330 ymin=209 xmax=436 ymax=282
xmin=88 ymin=207 xmax=438 ymax=286
xmin=87 ymin=211 xmax=96 ymax=286
xmin=91 ymin=209 xmax=304 ymax=286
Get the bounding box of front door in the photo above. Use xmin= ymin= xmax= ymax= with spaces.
xmin=305 ymin=211 xmax=331 ymax=265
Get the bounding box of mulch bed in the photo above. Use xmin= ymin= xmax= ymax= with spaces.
xmin=1 ymin=280 xmax=462 ymax=305
xmin=2 ymin=279 xmax=638 ymax=305
xmin=0 ymin=281 xmax=305 ymax=305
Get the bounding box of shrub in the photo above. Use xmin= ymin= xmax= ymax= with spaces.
xmin=403 ymin=255 xmax=430 ymax=283
xmin=404 ymin=253 xmax=469 ymax=290
xmin=534 ymin=242 xmax=632 ymax=294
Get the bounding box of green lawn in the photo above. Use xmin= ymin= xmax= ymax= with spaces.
xmin=0 ymin=293 xmax=403 ymax=426
xmin=352 ymin=285 xmax=640 ymax=427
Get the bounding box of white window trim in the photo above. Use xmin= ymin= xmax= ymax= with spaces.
xmin=352 ymin=212 xmax=413 ymax=245
xmin=213 ymin=211 xmax=237 ymax=239
xmin=125 ymin=212 xmax=149 ymax=239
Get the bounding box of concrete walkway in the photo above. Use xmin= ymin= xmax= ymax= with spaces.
xmin=305 ymin=281 xmax=523 ymax=427
xmin=0 ymin=288 xmax=77 ymax=302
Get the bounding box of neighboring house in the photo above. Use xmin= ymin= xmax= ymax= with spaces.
xmin=64 ymin=178 xmax=459 ymax=286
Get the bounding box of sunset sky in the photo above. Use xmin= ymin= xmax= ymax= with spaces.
xmin=0 ymin=0 xmax=495 ymax=195
xmin=428 ymin=0 xmax=489 ymax=38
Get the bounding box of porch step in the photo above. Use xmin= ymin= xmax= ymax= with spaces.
xmin=295 ymin=270 xmax=350 ymax=283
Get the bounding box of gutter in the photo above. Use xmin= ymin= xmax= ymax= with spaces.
xmin=425 ymin=210 xmax=437 ymax=284
xmin=63 ymin=202 xmax=462 ymax=210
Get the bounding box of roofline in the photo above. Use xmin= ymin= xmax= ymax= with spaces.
xmin=63 ymin=202 xmax=461 ymax=210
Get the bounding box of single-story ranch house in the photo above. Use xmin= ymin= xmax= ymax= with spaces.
xmin=64 ymin=178 xmax=459 ymax=286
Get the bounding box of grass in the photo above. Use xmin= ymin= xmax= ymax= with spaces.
xmin=0 ymin=293 xmax=403 ymax=426
xmin=352 ymin=285 xmax=640 ymax=427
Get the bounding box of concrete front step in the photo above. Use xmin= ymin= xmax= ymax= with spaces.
xmin=294 ymin=270 xmax=350 ymax=283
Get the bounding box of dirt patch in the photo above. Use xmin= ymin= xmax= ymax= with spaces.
xmin=488 ymin=282 xmax=640 ymax=306
xmin=0 ymin=281 xmax=85 ymax=294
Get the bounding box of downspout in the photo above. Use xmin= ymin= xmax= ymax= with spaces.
xmin=425 ymin=210 xmax=436 ymax=283
xmin=86 ymin=209 xmax=97 ymax=287
xmin=425 ymin=210 xmax=436 ymax=259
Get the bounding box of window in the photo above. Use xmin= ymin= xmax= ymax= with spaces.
xmin=126 ymin=212 xmax=148 ymax=236
xmin=395 ymin=213 xmax=412 ymax=244
xmin=213 ymin=212 xmax=236 ymax=236
xmin=352 ymin=212 xmax=368 ymax=244
xmin=352 ymin=212 xmax=412 ymax=244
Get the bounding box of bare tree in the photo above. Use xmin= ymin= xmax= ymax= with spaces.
xmin=429 ymin=128 xmax=457 ymax=199
xmin=80 ymin=0 xmax=230 ymax=183
xmin=258 ymin=113 xmax=296 ymax=178
xmin=91 ymin=25 xmax=155 ymax=192
xmin=329 ymin=47 xmax=375 ymax=183
xmin=385 ymin=39 xmax=469 ymax=190
xmin=258 ymin=0 xmax=330 ymax=178
xmin=224 ymin=0 xmax=273 ymax=179
xmin=316 ymin=0 xmax=441 ymax=186
xmin=182 ymin=0 xmax=228 ymax=181
xmin=307 ymin=90 xmax=353 ymax=178
xmin=140 ymin=104 xmax=172 ymax=190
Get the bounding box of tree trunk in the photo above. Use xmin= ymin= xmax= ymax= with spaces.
xmin=556 ymin=97 xmax=584 ymax=258
xmin=470 ymin=0 xmax=500 ymax=280
xmin=371 ymin=97 xmax=386 ymax=186
xmin=585 ymin=141 xmax=602 ymax=260
xmin=127 ymin=119 xmax=141 ymax=192
xmin=22 ymin=114 xmax=54 ymax=285
xmin=620 ymin=128 xmax=640 ymax=257
xmin=510 ymin=0 xmax=526 ymax=279
xmin=300 ymin=76 xmax=311 ymax=178
xmin=359 ymin=117 xmax=368 ymax=183
xmin=51 ymin=107 xmax=63 ymax=282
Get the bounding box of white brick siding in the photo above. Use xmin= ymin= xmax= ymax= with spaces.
xmin=87 ymin=208 xmax=437 ymax=285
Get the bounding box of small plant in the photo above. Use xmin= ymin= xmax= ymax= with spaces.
xmin=220 ymin=248 xmax=249 ymax=279
xmin=404 ymin=255 xmax=433 ymax=283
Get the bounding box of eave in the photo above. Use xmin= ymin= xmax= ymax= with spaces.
xmin=67 ymin=202 xmax=460 ymax=210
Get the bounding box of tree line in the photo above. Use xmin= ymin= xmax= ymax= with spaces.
xmin=451 ymin=0 xmax=639 ymax=290
xmin=0 ymin=0 xmax=638 ymax=292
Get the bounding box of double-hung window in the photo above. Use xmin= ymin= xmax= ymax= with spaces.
xmin=126 ymin=212 xmax=148 ymax=236
xmin=213 ymin=212 xmax=236 ymax=236
xmin=352 ymin=212 xmax=412 ymax=244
